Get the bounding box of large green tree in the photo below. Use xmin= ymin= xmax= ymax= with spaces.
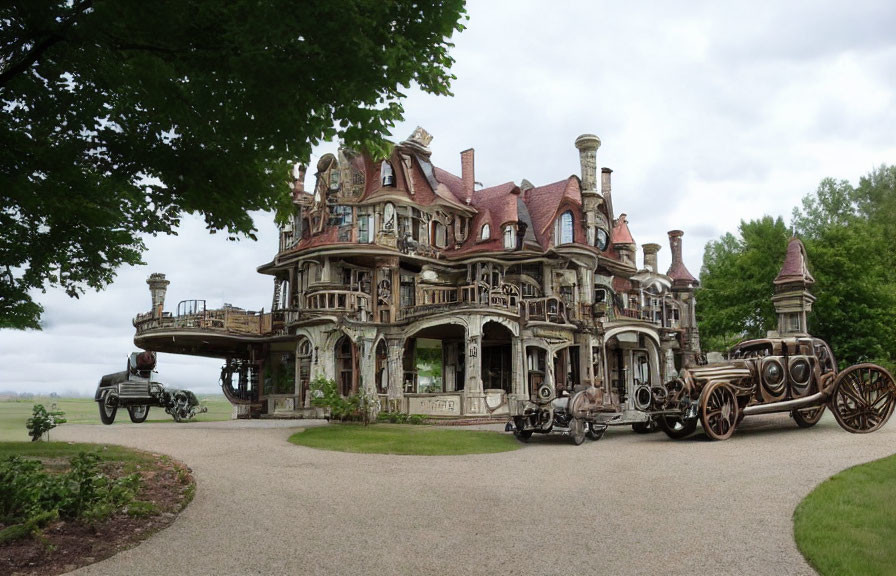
xmin=0 ymin=0 xmax=467 ymax=329
xmin=696 ymin=216 xmax=791 ymax=352
xmin=698 ymin=168 xmax=896 ymax=370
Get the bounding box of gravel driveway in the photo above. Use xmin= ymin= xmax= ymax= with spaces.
xmin=55 ymin=414 xmax=895 ymax=576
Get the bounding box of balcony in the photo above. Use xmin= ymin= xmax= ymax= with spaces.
xmin=134 ymin=301 xmax=275 ymax=337
xmin=521 ymin=297 xmax=571 ymax=324
xmin=397 ymin=283 xmax=518 ymax=321
xmin=302 ymin=289 xmax=371 ymax=320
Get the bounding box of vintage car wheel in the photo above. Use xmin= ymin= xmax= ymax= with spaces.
xmin=516 ymin=429 xmax=533 ymax=442
xmin=568 ymin=418 xmax=586 ymax=445
xmin=98 ymin=400 xmax=117 ymax=425
xmin=128 ymin=405 xmax=150 ymax=423
xmin=631 ymin=419 xmax=657 ymax=434
xmin=829 ymin=364 xmax=896 ymax=434
xmin=700 ymin=381 xmax=739 ymax=441
xmin=587 ymin=422 xmax=606 ymax=441
xmin=792 ymin=405 xmax=825 ymax=428
xmin=657 ymin=414 xmax=698 ymax=439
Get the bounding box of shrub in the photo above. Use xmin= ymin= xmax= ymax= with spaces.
xmin=25 ymin=404 xmax=67 ymax=442
xmin=0 ymin=452 xmax=142 ymax=543
xmin=407 ymin=414 xmax=427 ymax=425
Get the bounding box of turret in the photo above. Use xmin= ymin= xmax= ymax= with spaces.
xmin=771 ymin=237 xmax=816 ymax=336
xmin=146 ymin=273 xmax=170 ymax=318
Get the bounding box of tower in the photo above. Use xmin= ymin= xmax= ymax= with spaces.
xmin=146 ymin=273 xmax=170 ymax=318
xmin=771 ymin=237 xmax=816 ymax=336
xmin=574 ymin=134 xmax=602 ymax=247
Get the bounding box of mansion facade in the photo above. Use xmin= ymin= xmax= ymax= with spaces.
xmin=134 ymin=129 xmax=701 ymax=419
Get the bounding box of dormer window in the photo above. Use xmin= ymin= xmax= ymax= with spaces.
xmin=503 ymin=225 xmax=516 ymax=250
xmin=555 ymin=211 xmax=574 ymax=245
xmin=381 ymin=161 xmax=395 ymax=187
xmin=481 ymin=223 xmax=490 ymax=240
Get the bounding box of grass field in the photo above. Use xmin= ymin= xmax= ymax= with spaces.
xmin=794 ymin=453 xmax=896 ymax=576
xmin=289 ymin=423 xmax=521 ymax=455
xmin=0 ymin=395 xmax=233 ymax=442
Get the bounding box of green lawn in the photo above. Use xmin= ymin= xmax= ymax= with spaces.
xmin=794 ymin=453 xmax=896 ymax=576
xmin=289 ymin=423 xmax=521 ymax=455
xmin=0 ymin=395 xmax=233 ymax=442
xmin=0 ymin=441 xmax=157 ymax=465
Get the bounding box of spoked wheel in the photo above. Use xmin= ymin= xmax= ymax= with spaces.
xmin=700 ymin=381 xmax=739 ymax=441
xmin=568 ymin=418 xmax=586 ymax=445
xmin=128 ymin=405 xmax=150 ymax=423
xmin=829 ymin=364 xmax=896 ymax=434
xmin=792 ymin=405 xmax=825 ymax=428
xmin=657 ymin=414 xmax=698 ymax=439
xmin=587 ymin=422 xmax=606 ymax=441
xmin=98 ymin=398 xmax=118 ymax=425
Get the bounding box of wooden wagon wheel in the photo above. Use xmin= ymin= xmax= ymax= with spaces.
xmin=792 ymin=405 xmax=825 ymax=428
xmin=699 ymin=381 xmax=739 ymax=441
xmin=829 ymin=363 xmax=896 ymax=434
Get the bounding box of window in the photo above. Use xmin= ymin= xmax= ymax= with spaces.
xmin=556 ymin=211 xmax=574 ymax=244
xmin=503 ymin=226 xmax=516 ymax=250
xmin=382 ymin=203 xmax=395 ymax=232
xmin=433 ymin=222 xmax=447 ymax=248
xmin=381 ymin=161 xmax=395 ymax=187
xmin=358 ymin=211 xmax=373 ymax=243
xmin=481 ymin=223 xmax=490 ymax=240
xmin=333 ymin=205 xmax=352 ymax=226
xmin=595 ymin=227 xmax=609 ymax=251
xmin=400 ymin=275 xmax=415 ymax=308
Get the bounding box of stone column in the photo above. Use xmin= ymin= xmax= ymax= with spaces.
xmin=386 ymin=340 xmax=405 ymax=412
xmin=511 ymin=335 xmax=525 ymax=399
xmin=464 ymin=319 xmax=485 ymax=415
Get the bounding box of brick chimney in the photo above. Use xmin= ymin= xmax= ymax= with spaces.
xmin=642 ymin=243 xmax=661 ymax=272
xmin=461 ymin=148 xmax=474 ymax=204
xmin=601 ymin=167 xmax=614 ymax=223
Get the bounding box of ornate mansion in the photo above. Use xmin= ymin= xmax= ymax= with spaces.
xmin=133 ymin=129 xmax=701 ymax=419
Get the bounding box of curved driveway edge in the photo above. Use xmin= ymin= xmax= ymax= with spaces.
xmin=56 ymin=415 xmax=895 ymax=576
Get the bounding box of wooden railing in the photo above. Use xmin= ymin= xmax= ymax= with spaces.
xmin=304 ymin=289 xmax=371 ymax=317
xmin=398 ymin=283 xmax=518 ymax=320
xmin=521 ymin=297 xmax=569 ymax=324
xmin=134 ymin=307 xmax=273 ymax=336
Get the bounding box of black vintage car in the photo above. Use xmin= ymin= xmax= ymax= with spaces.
xmin=95 ymin=351 xmax=205 ymax=424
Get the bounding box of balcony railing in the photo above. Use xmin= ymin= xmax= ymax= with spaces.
xmin=398 ymin=283 xmax=518 ymax=321
xmin=303 ymin=289 xmax=371 ymax=319
xmin=134 ymin=305 xmax=273 ymax=336
xmin=521 ymin=297 xmax=570 ymax=324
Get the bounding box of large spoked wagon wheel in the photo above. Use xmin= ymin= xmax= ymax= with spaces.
xmin=829 ymin=364 xmax=896 ymax=434
xmin=99 ymin=398 xmax=117 ymax=425
xmin=792 ymin=405 xmax=825 ymax=428
xmin=128 ymin=405 xmax=150 ymax=423
xmin=700 ymin=381 xmax=739 ymax=441
xmin=568 ymin=417 xmax=586 ymax=445
xmin=657 ymin=414 xmax=698 ymax=439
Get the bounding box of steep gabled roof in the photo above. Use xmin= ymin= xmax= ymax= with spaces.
xmin=525 ymin=177 xmax=583 ymax=248
xmin=775 ymin=237 xmax=815 ymax=285
xmin=611 ymin=214 xmax=634 ymax=245
xmin=451 ymin=182 xmax=519 ymax=255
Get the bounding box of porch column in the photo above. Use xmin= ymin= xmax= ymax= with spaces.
xmin=386 ymin=339 xmax=405 ymax=412
xmin=464 ymin=320 xmax=485 ymax=415
xmin=511 ymin=335 xmax=526 ymax=399
xmin=358 ymin=337 xmax=379 ymax=416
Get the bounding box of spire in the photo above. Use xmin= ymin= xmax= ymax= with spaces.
xmin=666 ymin=230 xmax=697 ymax=286
xmin=771 ymin=237 xmax=816 ymax=336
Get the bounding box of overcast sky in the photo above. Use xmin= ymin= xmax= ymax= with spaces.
xmin=3 ymin=0 xmax=895 ymax=396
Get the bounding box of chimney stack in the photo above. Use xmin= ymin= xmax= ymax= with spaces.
xmin=461 ymin=148 xmax=475 ymax=204
xmin=666 ymin=230 xmax=697 ymax=286
xmin=601 ymin=167 xmax=614 ymax=222
xmin=574 ymin=134 xmax=601 ymax=192
xmin=291 ymin=163 xmax=307 ymax=202
xmin=642 ymin=243 xmax=661 ymax=273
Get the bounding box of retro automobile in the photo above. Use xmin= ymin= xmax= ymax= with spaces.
xmin=651 ymin=336 xmax=896 ymax=440
xmin=95 ymin=351 xmax=206 ymax=424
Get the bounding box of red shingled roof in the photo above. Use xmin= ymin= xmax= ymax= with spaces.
xmin=525 ymin=177 xmax=584 ymax=248
xmin=451 ymin=182 xmax=519 ymax=256
xmin=611 ymin=214 xmax=634 ymax=245
xmin=775 ymin=237 xmax=815 ymax=285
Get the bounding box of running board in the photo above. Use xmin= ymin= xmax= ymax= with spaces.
xmin=741 ymin=392 xmax=825 ymax=416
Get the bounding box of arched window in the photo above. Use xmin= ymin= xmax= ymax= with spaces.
xmin=556 ymin=211 xmax=573 ymax=245
xmin=503 ymin=226 xmax=516 ymax=250
xmin=381 ymin=161 xmax=395 ymax=187
xmin=481 ymin=223 xmax=490 ymax=240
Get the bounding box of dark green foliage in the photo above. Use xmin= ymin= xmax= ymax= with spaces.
xmin=309 ymin=375 xmax=365 ymax=422
xmin=25 ymin=404 xmax=67 ymax=441
xmin=0 ymin=1 xmax=468 ymax=328
xmin=375 ymin=412 xmax=426 ymax=424
xmin=698 ymin=167 xmax=896 ymax=369
xmin=0 ymin=452 xmax=141 ymax=543
xmin=696 ymin=216 xmax=790 ymax=352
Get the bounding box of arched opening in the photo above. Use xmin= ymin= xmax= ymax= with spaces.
xmin=482 ymin=321 xmax=513 ymax=393
xmin=553 ymin=345 xmax=580 ymax=394
xmin=375 ymin=339 xmax=388 ymax=395
xmin=297 ymin=337 xmax=312 ymax=406
xmin=402 ymin=323 xmax=466 ymax=393
xmin=555 ymin=210 xmax=574 ymax=245
xmin=480 ymin=223 xmax=490 ymax=240
xmin=525 ymin=346 xmax=548 ymax=397
xmin=605 ymin=330 xmax=660 ymax=410
xmin=381 ymin=161 xmax=395 ymax=187
xmin=335 ymin=335 xmax=358 ymax=396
